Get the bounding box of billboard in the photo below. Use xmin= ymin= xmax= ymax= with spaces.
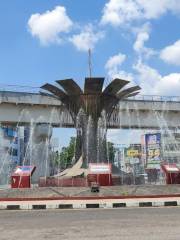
xmin=127 ymin=149 xmax=139 ymax=157
xmin=145 ymin=133 xmax=161 ymax=169
xmin=124 ymin=144 xmax=141 ymax=165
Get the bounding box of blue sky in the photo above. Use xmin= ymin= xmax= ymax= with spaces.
xmin=0 ymin=0 xmax=180 ymax=147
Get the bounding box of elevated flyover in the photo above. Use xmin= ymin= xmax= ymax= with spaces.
xmin=0 ymin=91 xmax=180 ymax=129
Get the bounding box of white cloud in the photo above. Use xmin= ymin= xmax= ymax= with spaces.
xmin=28 ymin=6 xmax=73 ymax=45
xmin=105 ymin=53 xmax=133 ymax=81
xmin=160 ymin=40 xmax=180 ymax=66
xmin=101 ymin=0 xmax=180 ymax=26
xmin=133 ymin=60 xmax=180 ymax=96
xmin=133 ymin=60 xmax=161 ymax=86
xmin=134 ymin=32 xmax=149 ymax=52
xmin=133 ymin=31 xmax=155 ymax=59
xmin=105 ymin=53 xmax=126 ymax=70
xmin=138 ymin=0 xmax=180 ymax=19
xmin=69 ymin=25 xmax=104 ymax=52
xmin=137 ymin=0 xmax=169 ymax=19
xmin=111 ymin=71 xmax=134 ymax=82
xmin=132 ymin=22 xmax=156 ymax=60
xmin=101 ymin=0 xmax=141 ymax=26
xmin=133 ymin=60 xmax=161 ymax=94
xmin=105 ymin=53 xmax=180 ymax=96
xmin=154 ymin=73 xmax=180 ymax=96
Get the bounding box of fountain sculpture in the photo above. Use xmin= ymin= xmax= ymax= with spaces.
xmin=41 ymin=77 xmax=141 ymax=176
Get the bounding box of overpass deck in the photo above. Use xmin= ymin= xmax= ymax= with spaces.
xmin=0 ymin=91 xmax=180 ymax=129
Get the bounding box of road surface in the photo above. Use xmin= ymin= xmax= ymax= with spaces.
xmin=0 ymin=207 xmax=180 ymax=240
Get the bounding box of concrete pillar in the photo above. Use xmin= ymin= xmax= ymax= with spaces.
xmin=30 ymin=124 xmax=52 ymax=183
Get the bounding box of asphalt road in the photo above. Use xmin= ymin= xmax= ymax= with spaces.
xmin=0 ymin=207 xmax=180 ymax=240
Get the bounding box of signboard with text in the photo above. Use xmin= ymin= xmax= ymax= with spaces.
xmin=145 ymin=133 xmax=161 ymax=169
xmin=124 ymin=144 xmax=141 ymax=165
xmin=89 ymin=163 xmax=112 ymax=174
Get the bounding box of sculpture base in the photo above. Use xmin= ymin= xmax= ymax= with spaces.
xmin=39 ymin=177 xmax=88 ymax=187
xmin=39 ymin=157 xmax=122 ymax=187
xmin=38 ymin=175 xmax=120 ymax=187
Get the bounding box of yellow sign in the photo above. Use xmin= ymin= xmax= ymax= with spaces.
xmin=127 ymin=149 xmax=139 ymax=157
xmin=148 ymin=149 xmax=160 ymax=157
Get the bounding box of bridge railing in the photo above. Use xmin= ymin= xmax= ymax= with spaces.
xmin=0 ymin=84 xmax=40 ymax=93
xmin=0 ymin=84 xmax=180 ymax=102
xmin=128 ymin=94 xmax=180 ymax=102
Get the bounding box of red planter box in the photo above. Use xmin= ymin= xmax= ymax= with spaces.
xmin=11 ymin=166 xmax=36 ymax=188
xmin=11 ymin=175 xmax=30 ymax=188
xmin=87 ymin=174 xmax=112 ymax=186
xmin=161 ymin=164 xmax=180 ymax=184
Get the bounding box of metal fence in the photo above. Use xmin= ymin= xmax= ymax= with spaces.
xmin=0 ymin=84 xmax=40 ymax=93
xmin=0 ymin=84 xmax=180 ymax=102
xmin=128 ymin=94 xmax=180 ymax=102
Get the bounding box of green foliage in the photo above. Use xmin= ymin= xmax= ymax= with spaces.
xmin=51 ymin=137 xmax=115 ymax=169
xmin=52 ymin=137 xmax=76 ymax=169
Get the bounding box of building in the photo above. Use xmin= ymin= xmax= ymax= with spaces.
xmin=0 ymin=126 xmax=18 ymax=184
xmin=0 ymin=126 xmax=31 ymax=184
xmin=161 ymin=132 xmax=180 ymax=164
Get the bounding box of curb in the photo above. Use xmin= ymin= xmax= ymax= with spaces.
xmin=0 ymin=196 xmax=180 ymax=210
xmin=1 ymin=193 xmax=180 ymax=201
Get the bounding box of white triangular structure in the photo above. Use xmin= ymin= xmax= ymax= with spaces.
xmin=55 ymin=156 xmax=88 ymax=178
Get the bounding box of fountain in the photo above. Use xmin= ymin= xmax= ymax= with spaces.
xmin=40 ymin=77 xmax=140 ymax=184
xmin=29 ymin=124 xmax=52 ymax=182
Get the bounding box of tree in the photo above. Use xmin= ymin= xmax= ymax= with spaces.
xmin=51 ymin=138 xmax=115 ymax=172
xmin=51 ymin=137 xmax=76 ymax=170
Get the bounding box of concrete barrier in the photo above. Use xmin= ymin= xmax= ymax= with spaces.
xmin=0 ymin=196 xmax=180 ymax=210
